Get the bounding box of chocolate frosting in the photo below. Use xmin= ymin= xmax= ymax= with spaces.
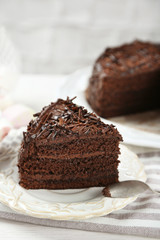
xmin=93 ymin=40 xmax=160 ymax=78
xmin=23 ymin=97 xmax=122 ymax=143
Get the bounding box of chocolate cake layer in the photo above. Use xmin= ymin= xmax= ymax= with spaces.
xmin=19 ymin=137 xmax=119 ymax=158
xmin=20 ymin=164 xmax=119 ymax=184
xmin=18 ymin=97 xmax=122 ymax=189
xmin=19 ymin=155 xmax=119 ymax=178
xmin=86 ymin=40 xmax=160 ymax=118
xmin=19 ymin=174 xmax=119 ymax=189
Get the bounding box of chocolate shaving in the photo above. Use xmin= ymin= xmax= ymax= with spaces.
xmin=84 ymin=129 xmax=90 ymax=135
xmin=33 ymin=112 xmax=41 ymax=117
xmin=32 ymin=105 xmax=55 ymax=134
xmin=70 ymin=96 xmax=77 ymax=101
xmin=58 ymin=118 xmax=64 ymax=126
xmin=78 ymin=108 xmax=82 ymax=120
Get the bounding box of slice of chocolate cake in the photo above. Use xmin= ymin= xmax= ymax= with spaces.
xmin=18 ymin=97 xmax=122 ymax=189
xmin=86 ymin=40 xmax=160 ymax=118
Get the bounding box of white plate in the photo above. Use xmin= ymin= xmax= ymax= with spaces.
xmin=0 ymin=128 xmax=146 ymax=220
xmin=57 ymin=67 xmax=160 ymax=149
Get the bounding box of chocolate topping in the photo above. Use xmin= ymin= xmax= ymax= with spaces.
xmin=25 ymin=97 xmax=122 ymax=142
xmin=93 ymin=40 xmax=160 ymax=78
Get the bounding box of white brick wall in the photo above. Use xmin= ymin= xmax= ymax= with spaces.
xmin=0 ymin=0 xmax=160 ymax=74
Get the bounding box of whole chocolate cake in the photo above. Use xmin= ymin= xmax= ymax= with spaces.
xmin=18 ymin=97 xmax=122 ymax=189
xmin=86 ymin=40 xmax=160 ymax=118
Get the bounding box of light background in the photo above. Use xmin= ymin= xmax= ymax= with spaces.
xmin=0 ymin=0 xmax=160 ymax=74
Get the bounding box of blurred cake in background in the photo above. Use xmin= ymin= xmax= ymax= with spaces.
xmin=86 ymin=40 xmax=160 ymax=118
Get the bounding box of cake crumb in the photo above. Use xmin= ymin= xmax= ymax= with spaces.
xmin=102 ymin=187 xmax=111 ymax=197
